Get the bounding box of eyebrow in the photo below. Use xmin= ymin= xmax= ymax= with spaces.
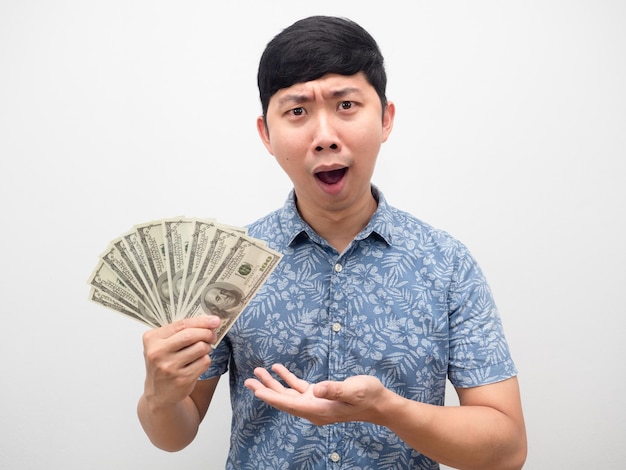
xmin=277 ymin=94 xmax=310 ymax=106
xmin=277 ymin=87 xmax=363 ymax=106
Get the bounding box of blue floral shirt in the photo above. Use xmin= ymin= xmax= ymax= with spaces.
xmin=201 ymin=187 xmax=517 ymax=469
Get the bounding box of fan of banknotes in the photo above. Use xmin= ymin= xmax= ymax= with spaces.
xmin=88 ymin=217 xmax=282 ymax=346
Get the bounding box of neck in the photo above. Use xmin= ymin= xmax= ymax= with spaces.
xmin=297 ymin=192 xmax=378 ymax=253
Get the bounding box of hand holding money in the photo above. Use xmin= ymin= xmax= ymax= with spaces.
xmin=88 ymin=217 xmax=282 ymax=346
xmin=141 ymin=316 xmax=219 ymax=407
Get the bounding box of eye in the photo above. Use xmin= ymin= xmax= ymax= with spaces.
xmin=339 ymin=101 xmax=353 ymax=110
xmin=290 ymin=107 xmax=305 ymax=116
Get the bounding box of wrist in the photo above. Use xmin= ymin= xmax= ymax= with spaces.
xmin=141 ymin=390 xmax=177 ymax=415
xmin=371 ymin=387 xmax=408 ymax=427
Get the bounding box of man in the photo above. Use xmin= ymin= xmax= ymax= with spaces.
xmin=138 ymin=16 xmax=527 ymax=469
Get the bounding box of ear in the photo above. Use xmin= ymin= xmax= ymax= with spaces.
xmin=381 ymin=101 xmax=395 ymax=143
xmin=256 ymin=115 xmax=274 ymax=155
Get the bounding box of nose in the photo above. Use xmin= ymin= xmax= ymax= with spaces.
xmin=312 ymin=112 xmax=340 ymax=153
xmin=315 ymin=143 xmax=338 ymax=151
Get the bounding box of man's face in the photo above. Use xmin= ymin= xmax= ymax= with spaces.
xmin=204 ymin=287 xmax=238 ymax=310
xmin=257 ymin=72 xmax=394 ymax=220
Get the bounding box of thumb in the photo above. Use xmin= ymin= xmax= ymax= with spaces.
xmin=313 ymin=381 xmax=341 ymax=400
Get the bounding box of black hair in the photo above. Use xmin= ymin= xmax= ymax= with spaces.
xmin=257 ymin=16 xmax=387 ymax=117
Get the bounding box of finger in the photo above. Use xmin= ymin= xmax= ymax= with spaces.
xmin=151 ymin=316 xmax=221 ymax=340
xmin=243 ymin=377 xmax=263 ymax=392
xmin=271 ymin=364 xmax=311 ymax=394
xmin=313 ymin=381 xmax=341 ymax=400
xmin=180 ymin=349 xmax=213 ymax=378
xmin=175 ymin=339 xmax=213 ymax=368
xmin=162 ymin=326 xmax=213 ymax=353
xmin=252 ymin=367 xmax=287 ymax=393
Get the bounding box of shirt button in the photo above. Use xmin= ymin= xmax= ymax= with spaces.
xmin=332 ymin=322 xmax=341 ymax=332
xmin=334 ymin=263 xmax=342 ymax=273
xmin=330 ymin=452 xmax=341 ymax=463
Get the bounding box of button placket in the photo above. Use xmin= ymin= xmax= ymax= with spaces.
xmin=328 ymin=256 xmax=348 ymax=467
xmin=329 ymin=255 xmax=347 ymax=384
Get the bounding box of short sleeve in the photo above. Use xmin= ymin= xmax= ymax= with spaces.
xmin=199 ymin=335 xmax=231 ymax=380
xmin=447 ymin=249 xmax=517 ymax=388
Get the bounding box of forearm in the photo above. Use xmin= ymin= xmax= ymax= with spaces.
xmin=377 ymin=390 xmax=526 ymax=469
xmin=137 ymin=394 xmax=201 ymax=452
xmin=248 ymin=366 xmax=526 ymax=468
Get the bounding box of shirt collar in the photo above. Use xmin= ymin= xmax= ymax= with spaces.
xmin=279 ymin=185 xmax=395 ymax=248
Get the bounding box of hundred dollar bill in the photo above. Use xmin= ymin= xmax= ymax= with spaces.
xmin=163 ymin=217 xmax=196 ymax=317
xmin=175 ymin=219 xmax=217 ymax=316
xmin=120 ymin=229 xmax=166 ymax=323
xmin=88 ymin=288 xmax=157 ymax=327
xmin=103 ymin=239 xmax=163 ymax=320
xmin=185 ymin=236 xmax=282 ymax=345
xmin=178 ymin=225 xmax=245 ymax=318
xmin=134 ymin=220 xmax=173 ymax=323
xmin=87 ymin=260 xmax=161 ymax=327
xmin=88 ymin=217 xmax=282 ymax=334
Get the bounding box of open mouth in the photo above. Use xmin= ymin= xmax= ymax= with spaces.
xmin=315 ymin=168 xmax=347 ymax=185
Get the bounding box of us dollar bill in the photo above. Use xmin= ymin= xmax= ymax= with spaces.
xmin=178 ymin=226 xmax=243 ymax=318
xmin=88 ymin=288 xmax=157 ymax=327
xmin=134 ymin=220 xmax=173 ymax=323
xmin=120 ymin=229 xmax=166 ymax=323
xmin=163 ymin=218 xmax=196 ymax=317
xmin=88 ymin=259 xmax=161 ymax=327
xmin=106 ymin=238 xmax=164 ymax=320
xmin=88 ymin=218 xmax=282 ymax=339
xmin=176 ymin=219 xmax=217 ymax=317
xmin=185 ymin=236 xmax=282 ymax=345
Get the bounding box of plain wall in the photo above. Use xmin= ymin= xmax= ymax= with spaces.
xmin=1 ymin=1 xmax=624 ymax=468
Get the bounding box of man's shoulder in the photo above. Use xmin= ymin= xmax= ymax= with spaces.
xmin=383 ymin=204 xmax=462 ymax=248
xmin=245 ymin=207 xmax=286 ymax=241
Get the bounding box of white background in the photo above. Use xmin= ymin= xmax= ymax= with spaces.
xmin=1 ymin=1 xmax=624 ymax=469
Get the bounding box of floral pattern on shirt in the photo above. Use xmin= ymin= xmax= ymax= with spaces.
xmin=201 ymin=187 xmax=517 ymax=469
